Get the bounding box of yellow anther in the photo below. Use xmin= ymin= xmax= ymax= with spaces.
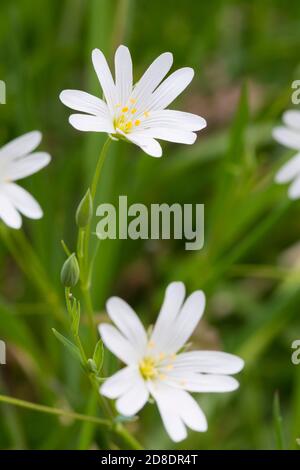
xmin=122 ymin=106 xmax=129 ymax=113
xmin=139 ymin=357 xmax=157 ymax=380
xmin=125 ymin=121 xmax=133 ymax=130
xmin=131 ymin=108 xmax=137 ymax=114
xmin=158 ymin=374 xmax=166 ymax=381
xmin=130 ymin=98 xmax=136 ymax=104
xmin=144 ymin=111 xmax=150 ymax=118
xmin=135 ymin=119 xmax=141 ymax=126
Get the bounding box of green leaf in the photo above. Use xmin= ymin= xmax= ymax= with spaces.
xmin=52 ymin=328 xmax=81 ymax=363
xmin=92 ymin=339 xmax=104 ymax=373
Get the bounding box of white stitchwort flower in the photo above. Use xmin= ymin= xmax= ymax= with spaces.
xmin=273 ymin=110 xmax=300 ymax=199
xmin=99 ymin=282 xmax=244 ymax=442
xmin=60 ymin=45 xmax=206 ymax=157
xmin=0 ymin=131 xmax=51 ymax=229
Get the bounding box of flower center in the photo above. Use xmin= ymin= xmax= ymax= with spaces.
xmin=139 ymin=357 xmax=157 ymax=380
xmin=114 ymin=100 xmax=148 ymax=134
xmin=139 ymin=347 xmax=177 ymax=381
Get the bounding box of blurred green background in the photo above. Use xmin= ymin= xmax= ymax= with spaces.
xmin=1 ymin=0 xmax=300 ymax=450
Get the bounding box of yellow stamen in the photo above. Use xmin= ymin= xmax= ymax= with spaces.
xmin=139 ymin=357 xmax=157 ymax=380
xmin=122 ymin=106 xmax=129 ymax=113
xmin=125 ymin=121 xmax=133 ymax=130
xmin=144 ymin=111 xmax=150 ymax=118
xmin=135 ymin=119 xmax=141 ymax=126
xmin=158 ymin=373 xmax=166 ymax=380
xmin=131 ymin=108 xmax=137 ymax=114
xmin=130 ymin=98 xmax=136 ymax=104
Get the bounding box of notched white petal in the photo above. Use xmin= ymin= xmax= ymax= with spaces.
xmin=69 ymin=114 xmax=114 ymax=133
xmin=0 ymin=131 xmax=42 ymax=161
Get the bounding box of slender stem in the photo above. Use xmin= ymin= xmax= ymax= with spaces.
xmin=85 ymin=137 xmax=111 ymax=281
xmin=63 ymin=288 xmax=143 ymax=450
xmin=91 ymin=138 xmax=111 ymax=202
xmin=113 ymin=423 xmax=143 ymax=450
xmin=0 ymin=394 xmax=110 ymax=427
xmin=76 ymin=138 xmax=111 ymax=340
xmin=82 ymin=287 xmax=97 ymax=344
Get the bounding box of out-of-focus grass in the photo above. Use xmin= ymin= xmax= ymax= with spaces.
xmin=1 ymin=0 xmax=300 ymax=450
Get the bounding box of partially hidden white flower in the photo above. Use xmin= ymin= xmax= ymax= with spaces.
xmin=273 ymin=110 xmax=300 ymax=199
xmin=0 ymin=131 xmax=51 ymax=229
xmin=59 ymin=45 xmax=207 ymax=158
xmin=98 ymin=282 xmax=244 ymax=442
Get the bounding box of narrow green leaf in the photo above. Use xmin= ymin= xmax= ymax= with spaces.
xmin=52 ymin=328 xmax=81 ymax=363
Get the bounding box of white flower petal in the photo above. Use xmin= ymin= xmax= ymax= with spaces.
xmin=151 ymin=282 xmax=186 ymax=350
xmin=140 ymin=110 xmax=207 ymax=131
xmin=4 ymin=152 xmax=51 ymax=181
xmin=69 ymin=114 xmax=114 ymax=133
xmin=288 ymin=175 xmax=300 ymax=200
xmin=0 ymin=192 xmax=22 ymax=229
xmin=118 ymin=130 xmax=162 ymax=157
xmin=282 ymin=110 xmax=300 ymax=131
xmin=99 ymin=323 xmax=139 ymax=365
xmin=147 ymin=67 xmax=194 ymax=112
xmin=114 ymin=45 xmax=133 ymax=106
xmin=171 ymin=372 xmax=240 ymax=393
xmin=131 ymin=52 xmax=173 ymax=109
xmin=148 ymin=381 xmax=187 ymax=442
xmin=164 ymin=290 xmax=206 ymax=354
xmin=0 ymin=131 xmax=41 ymax=162
xmin=171 ymin=388 xmax=207 ymax=432
xmin=100 ymin=366 xmax=139 ymax=399
xmin=1 ymin=183 xmax=42 ymax=219
xmin=173 ymin=351 xmax=244 ymax=375
xmin=273 ymin=126 xmax=300 ymax=150
xmin=92 ymin=48 xmax=118 ymax=113
xmin=106 ymin=297 xmax=147 ymax=355
xmin=275 ymin=152 xmax=300 ymax=184
xmin=136 ymin=128 xmax=197 ymax=145
xmin=59 ymin=89 xmax=110 ymax=117
xmin=116 ymin=375 xmax=149 ymax=416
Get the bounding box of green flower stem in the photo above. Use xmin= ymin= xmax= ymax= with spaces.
xmin=63 ymin=288 xmax=143 ymax=450
xmin=0 ymin=394 xmax=110 ymax=427
xmin=64 ymin=287 xmax=88 ymax=362
xmin=0 ymin=391 xmax=142 ymax=449
xmin=76 ymin=138 xmax=111 ymax=343
xmin=113 ymin=423 xmax=143 ymax=450
xmin=84 ymin=137 xmax=111 ymax=282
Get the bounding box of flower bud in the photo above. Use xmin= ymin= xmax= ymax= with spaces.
xmin=76 ymin=189 xmax=93 ymax=228
xmin=61 ymin=253 xmax=80 ymax=287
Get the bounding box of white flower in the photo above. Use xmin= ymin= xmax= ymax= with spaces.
xmin=98 ymin=282 xmax=244 ymax=442
xmin=0 ymin=131 xmax=51 ymax=229
xmin=59 ymin=45 xmax=207 ymax=158
xmin=273 ymin=110 xmax=300 ymax=199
